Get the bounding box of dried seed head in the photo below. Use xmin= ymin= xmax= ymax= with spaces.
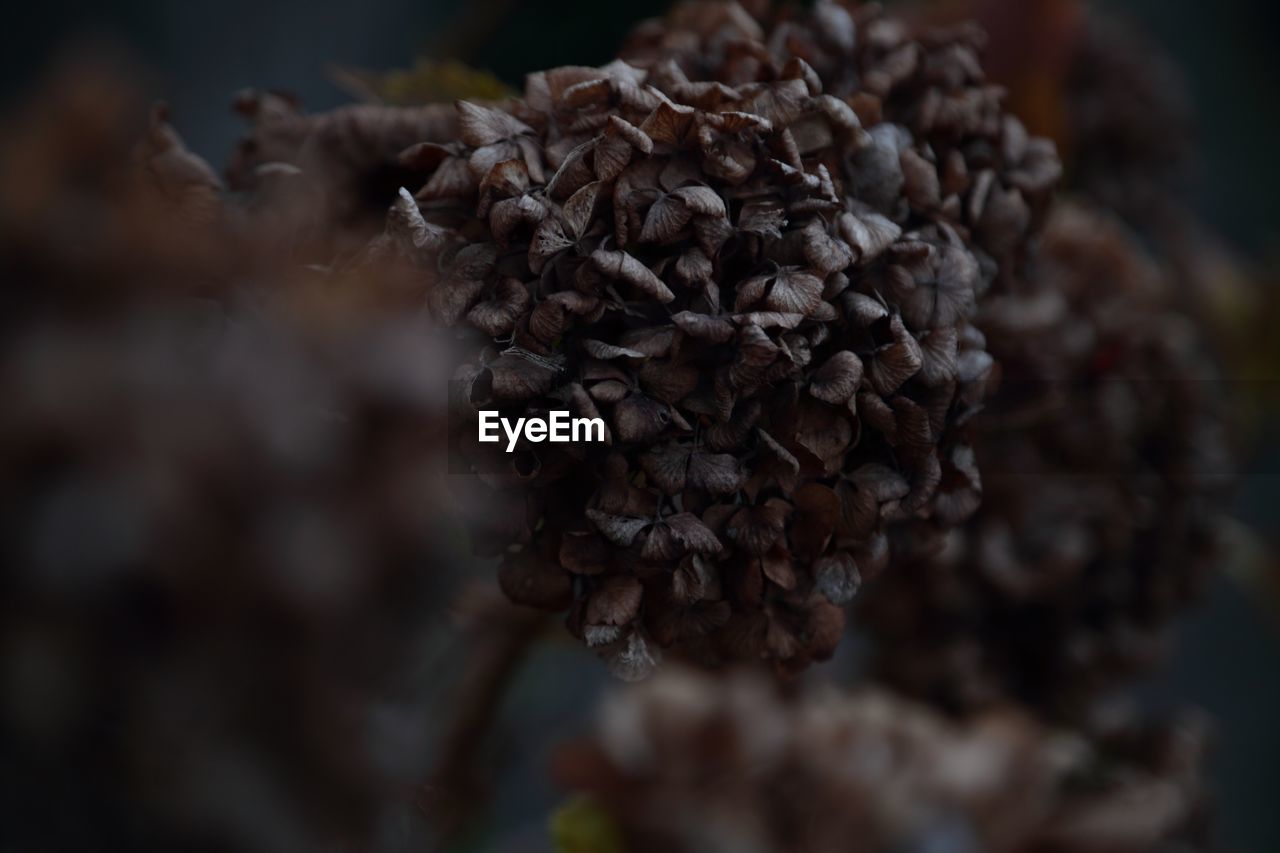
xmin=859 ymin=202 xmax=1233 ymax=720
xmin=555 ymin=667 xmax=1213 ymax=853
xmin=400 ymin=0 xmax=1065 ymax=674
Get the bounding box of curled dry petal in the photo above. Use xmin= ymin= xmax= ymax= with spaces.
xmin=672 ymin=310 xmax=734 ymax=342
xmin=591 ymin=249 xmax=675 ymax=303
xmin=468 ymin=279 xmax=530 ymax=336
xmin=809 ymin=351 xmax=864 ymax=404
xmin=814 ymin=551 xmax=861 ymax=605
xmin=613 ymin=393 xmax=672 ymax=443
xmin=869 ymin=314 xmax=923 ymax=395
xmin=484 ymin=352 xmax=560 ymax=401
xmin=456 ymin=100 xmax=533 ymax=147
xmin=586 ymin=575 xmax=644 ymax=630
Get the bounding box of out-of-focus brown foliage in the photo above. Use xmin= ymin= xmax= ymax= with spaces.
xmin=0 ymin=60 xmax=461 ymax=852
xmin=555 ymin=666 xmax=1213 ymax=853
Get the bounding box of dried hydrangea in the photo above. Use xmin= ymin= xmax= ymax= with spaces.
xmin=922 ymin=0 xmax=1192 ymax=242
xmin=393 ymin=0 xmax=1065 ymax=676
xmin=859 ymin=201 xmax=1232 ymax=720
xmin=554 ymin=666 xmax=1213 ymax=853
xmin=229 ymin=89 xmax=459 ymax=250
xmin=1 ymin=66 xmax=460 ymax=850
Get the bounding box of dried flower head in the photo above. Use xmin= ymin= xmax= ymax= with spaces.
xmin=924 ymin=0 xmax=1192 ymax=239
xmin=372 ymin=0 xmax=1067 ymax=677
xmin=554 ymin=666 xmax=1213 ymax=853
xmin=1 ymin=66 xmax=460 ymax=849
xmin=859 ymin=201 xmax=1232 ymax=720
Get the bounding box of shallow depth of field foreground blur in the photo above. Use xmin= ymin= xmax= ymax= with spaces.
xmin=2 ymin=1 xmax=1279 ymax=851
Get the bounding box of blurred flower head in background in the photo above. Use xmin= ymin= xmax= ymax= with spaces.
xmin=0 ymin=58 xmax=469 ymax=851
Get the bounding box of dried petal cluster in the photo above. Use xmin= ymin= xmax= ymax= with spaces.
xmin=860 ymin=202 xmax=1232 ymax=720
xmin=229 ymin=89 xmax=459 ymax=249
xmin=926 ymin=0 xmax=1192 ymax=239
xmin=556 ymin=667 xmax=1212 ymax=853
xmin=394 ymin=0 xmax=1065 ymax=676
xmin=1 ymin=70 xmax=460 ymax=849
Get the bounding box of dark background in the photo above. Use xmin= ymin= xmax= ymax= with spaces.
xmin=3 ymin=1 xmax=1277 ymax=849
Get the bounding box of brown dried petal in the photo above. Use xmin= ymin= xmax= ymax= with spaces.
xmin=739 ymin=201 xmax=787 ymax=238
xmin=791 ymin=482 xmax=840 ymax=561
xmin=727 ymin=501 xmax=790 ymax=556
xmin=587 ymin=380 xmax=631 ymax=403
xmin=838 ymin=209 xmax=901 ymax=261
xmin=585 ymin=576 xmax=644 ymax=628
xmin=488 ymin=194 xmax=545 ymax=246
xmin=467 ymin=278 xmax=530 ymax=336
xmin=672 ymin=311 xmax=734 ymax=342
xmin=640 ymin=100 xmax=695 ymax=146
xmin=529 ymin=218 xmax=574 ymax=272
xmin=640 ymin=444 xmax=690 ymax=494
xmin=672 ymin=247 xmax=713 ymax=287
xmin=869 ymin=314 xmax=923 ymax=395
xmin=766 ymin=269 xmax=824 ymax=315
xmin=486 ymin=352 xmax=560 ymax=401
xmin=761 ymin=551 xmax=797 ymax=591
xmin=457 ymin=99 xmax=532 ymax=147
xmin=546 ymin=139 xmax=595 ymax=199
xmin=563 ymin=179 xmax=605 ymax=238
xmin=814 ymin=551 xmax=861 ymax=605
xmin=635 ymin=361 xmax=694 ymax=406
xmin=606 ymin=115 xmax=653 ymax=153
xmin=598 ymin=630 xmax=660 ymax=681
xmin=666 ymin=512 xmax=722 ymax=553
xmin=900 ymin=147 xmax=941 ymax=209
xmin=671 ymin=554 xmax=720 ymax=603
xmin=733 ymin=311 xmax=805 ymax=330
xmin=619 ymin=326 xmax=676 ymax=358
xmin=386 ymin=187 xmax=447 ymax=254
xmin=687 ymin=452 xmax=745 ymax=494
xmin=809 ymin=350 xmax=864 ymax=404
xmin=748 ymin=78 xmax=809 ymax=126
xmin=793 ymin=399 xmax=853 ymax=468
xmin=917 ymin=327 xmax=959 ymax=386
xmin=586 ymin=508 xmax=651 ymax=547
xmin=433 ymin=277 xmax=486 ymax=325
xmin=800 ymin=219 xmax=853 ymax=275
xmin=641 ymin=193 xmax=694 ymax=243
xmin=671 ymin=185 xmax=725 ymax=217
xmin=613 ymin=393 xmax=672 ymax=443
xmin=584 ymin=339 xmax=646 ymax=360
xmin=591 ymin=249 xmax=675 ymax=303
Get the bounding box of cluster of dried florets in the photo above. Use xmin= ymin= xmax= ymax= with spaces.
xmin=555 ymin=666 xmax=1213 ymax=853
xmin=924 ymin=0 xmax=1193 ymax=241
xmin=0 ymin=67 xmax=459 ymax=849
xmin=227 ymin=89 xmax=458 ymax=251
xmin=381 ymin=0 xmax=1065 ymax=676
xmin=860 ymin=201 xmax=1232 ymax=720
